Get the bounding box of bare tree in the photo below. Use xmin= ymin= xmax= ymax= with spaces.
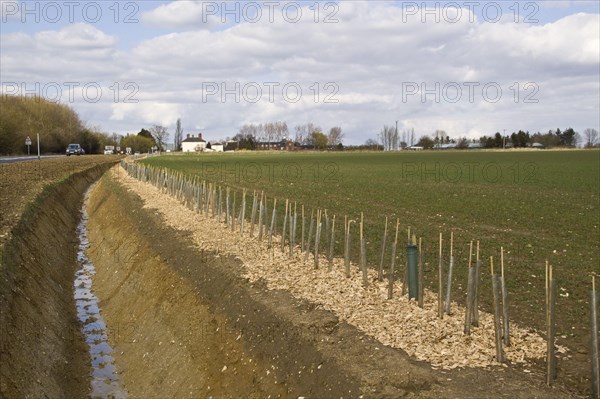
xmin=174 ymin=118 xmax=183 ymax=151
xmin=364 ymin=138 xmax=381 ymax=150
xmin=280 ymin=121 xmax=289 ymax=140
xmin=328 ymin=126 xmax=344 ymax=146
xmin=583 ymin=128 xmax=599 ymax=148
xmin=294 ymin=125 xmax=306 ymax=144
xmin=150 ymin=125 xmax=169 ymax=151
xmin=378 ymin=125 xmax=398 ymax=151
xmin=434 ymin=130 xmax=446 ymax=148
xmin=273 ymin=121 xmax=288 ymax=141
xmin=294 ymin=123 xmax=320 ymax=145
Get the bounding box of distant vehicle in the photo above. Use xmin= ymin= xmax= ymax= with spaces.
xmin=66 ymin=143 xmax=83 ymax=156
xmin=134 ymin=151 xmax=140 ymax=155
xmin=104 ymin=149 xmax=113 ymax=155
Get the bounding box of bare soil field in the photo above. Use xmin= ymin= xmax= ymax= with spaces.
xmin=0 ymin=156 xmax=122 ymax=249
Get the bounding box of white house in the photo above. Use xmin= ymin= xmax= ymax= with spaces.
xmin=181 ymin=133 xmax=206 ymax=152
xmin=210 ymin=142 xmax=224 ymax=152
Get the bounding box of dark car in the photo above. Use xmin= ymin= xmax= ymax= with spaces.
xmin=66 ymin=143 xmax=83 ymax=156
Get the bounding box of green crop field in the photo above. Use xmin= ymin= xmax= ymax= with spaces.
xmin=142 ymin=149 xmax=599 ymax=353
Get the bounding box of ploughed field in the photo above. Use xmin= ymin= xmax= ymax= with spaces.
xmin=142 ymin=149 xmax=600 ymax=394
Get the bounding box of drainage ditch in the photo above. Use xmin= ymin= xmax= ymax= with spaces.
xmin=74 ymin=187 xmax=127 ymax=399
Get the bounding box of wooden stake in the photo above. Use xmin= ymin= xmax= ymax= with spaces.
xmin=465 ymin=241 xmax=474 ymax=334
xmin=328 ymin=215 xmax=335 ymax=272
xmin=268 ymin=198 xmax=277 ymax=248
xmin=360 ymin=213 xmax=368 ymax=288
xmin=344 ymin=217 xmax=351 ymax=278
xmin=217 ymin=186 xmax=222 ymax=222
xmin=501 ymin=246 xmax=510 ymax=346
xmin=314 ymin=209 xmax=322 ymax=269
xmin=288 ymin=205 xmax=293 ymax=256
xmin=491 ymin=259 xmax=503 ymax=363
xmin=258 ymin=193 xmax=265 ymax=241
xmin=250 ymin=191 xmax=257 ymax=237
xmin=402 ymin=229 xmax=410 ymax=296
xmin=445 ymin=231 xmax=454 ymax=315
xmin=225 ymin=187 xmax=230 ymax=224
xmin=281 ymin=199 xmax=289 ymax=253
xmin=438 ymin=232 xmax=443 ymax=319
xmin=378 ymin=216 xmax=388 ymax=282
xmin=324 ymin=210 xmax=330 ymax=256
xmin=546 ymin=260 xmax=556 ymax=385
xmin=301 ymin=205 xmax=305 ymax=252
xmin=239 ymin=189 xmax=246 ymax=235
xmin=212 ymin=186 xmax=217 ymax=218
xmin=290 ymin=203 xmax=297 ymax=256
xmin=472 ymin=241 xmax=481 ymax=327
xmin=591 ymin=275 xmax=599 ymax=399
xmin=388 ymin=219 xmax=400 ymax=300
xmin=418 ymin=237 xmax=424 ymax=308
xmin=305 ymin=209 xmax=314 ymax=263
xmin=231 ymin=191 xmax=236 ymax=232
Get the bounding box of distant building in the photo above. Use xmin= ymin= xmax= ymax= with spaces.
xmin=210 ymin=142 xmax=224 ymax=152
xmin=434 ymin=143 xmax=457 ymax=150
xmin=224 ymin=141 xmax=239 ymax=151
xmin=256 ymin=139 xmax=298 ymax=151
xmin=467 ymin=142 xmax=483 ymax=149
xmin=181 ymin=133 xmax=206 ymax=152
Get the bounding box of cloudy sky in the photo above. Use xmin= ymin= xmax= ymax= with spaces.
xmin=1 ymin=0 xmax=599 ymax=144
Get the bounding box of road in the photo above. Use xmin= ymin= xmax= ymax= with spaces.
xmin=0 ymin=155 xmax=65 ymax=164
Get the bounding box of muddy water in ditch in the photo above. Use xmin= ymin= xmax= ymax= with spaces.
xmin=74 ymin=189 xmax=127 ymax=399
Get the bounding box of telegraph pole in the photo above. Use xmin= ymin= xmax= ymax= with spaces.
xmin=396 ymin=120 xmax=398 ymax=151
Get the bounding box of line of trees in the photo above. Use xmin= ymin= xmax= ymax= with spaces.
xmin=0 ymin=94 xmax=174 ymax=155
xmin=230 ymin=122 xmax=344 ymax=150
xmin=479 ymin=128 xmax=587 ymax=148
xmin=367 ymin=126 xmax=599 ymax=150
xmin=0 ymin=95 xmax=113 ymax=155
xmin=119 ymin=129 xmax=156 ymax=153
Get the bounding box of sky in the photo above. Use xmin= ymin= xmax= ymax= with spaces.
xmin=1 ymin=0 xmax=599 ymax=145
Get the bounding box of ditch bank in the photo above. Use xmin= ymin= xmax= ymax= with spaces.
xmin=0 ymin=162 xmax=117 ymax=398
xmin=80 ymin=168 xmax=574 ymax=398
xmin=85 ymin=171 xmax=375 ymax=398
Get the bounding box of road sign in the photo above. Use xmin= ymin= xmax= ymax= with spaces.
xmin=25 ymin=136 xmax=32 ymax=155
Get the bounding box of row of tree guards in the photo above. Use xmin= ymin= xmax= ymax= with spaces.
xmin=121 ymin=161 xmax=599 ymax=397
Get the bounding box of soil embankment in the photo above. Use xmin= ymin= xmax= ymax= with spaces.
xmin=0 ymin=161 xmax=117 ymax=398
xmin=86 ymin=170 xmax=368 ymax=398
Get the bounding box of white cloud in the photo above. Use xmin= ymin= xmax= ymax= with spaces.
xmin=1 ymin=23 xmax=121 ymax=82
xmin=141 ymin=1 xmax=217 ymax=29
xmin=35 ymin=23 xmax=118 ymax=49
xmin=1 ymin=2 xmax=598 ymax=143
